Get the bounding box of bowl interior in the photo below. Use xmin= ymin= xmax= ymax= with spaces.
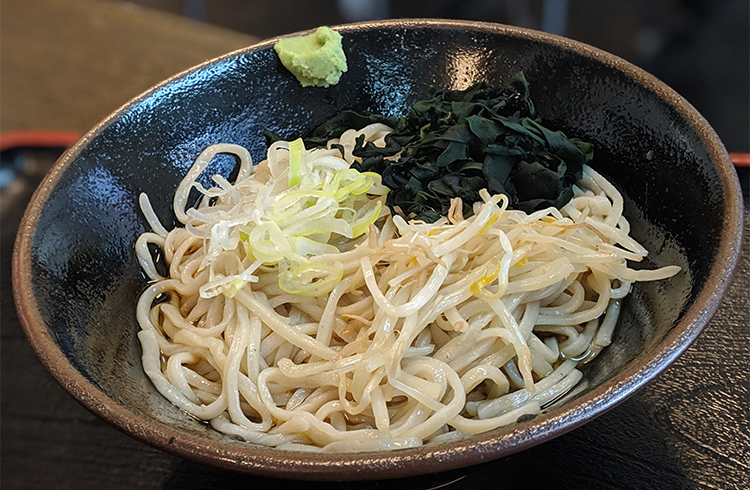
xmin=15 ymin=20 xmax=740 ymax=479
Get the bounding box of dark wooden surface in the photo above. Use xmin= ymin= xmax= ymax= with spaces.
xmin=1 ymin=1 xmax=748 ymax=488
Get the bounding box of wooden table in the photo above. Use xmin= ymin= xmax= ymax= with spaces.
xmin=0 ymin=0 xmax=259 ymax=134
xmin=2 ymin=1 xmax=748 ymax=488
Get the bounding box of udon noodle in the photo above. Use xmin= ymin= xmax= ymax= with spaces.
xmin=135 ymin=124 xmax=679 ymax=452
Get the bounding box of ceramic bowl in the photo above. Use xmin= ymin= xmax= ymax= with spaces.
xmin=12 ymin=19 xmax=744 ymax=480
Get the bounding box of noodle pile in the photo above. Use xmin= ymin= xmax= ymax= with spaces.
xmin=135 ymin=124 xmax=679 ymax=452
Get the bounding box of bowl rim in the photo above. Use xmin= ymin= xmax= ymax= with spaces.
xmin=12 ymin=18 xmax=745 ymax=481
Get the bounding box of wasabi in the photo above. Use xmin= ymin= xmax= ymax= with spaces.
xmin=274 ymin=26 xmax=348 ymax=88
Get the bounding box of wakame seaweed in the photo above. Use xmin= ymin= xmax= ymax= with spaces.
xmin=266 ymin=72 xmax=594 ymax=222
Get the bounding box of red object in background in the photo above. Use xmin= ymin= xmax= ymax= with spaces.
xmin=1 ymin=129 xmax=748 ymax=168
xmin=730 ymin=152 xmax=750 ymax=167
xmin=0 ymin=130 xmax=82 ymax=152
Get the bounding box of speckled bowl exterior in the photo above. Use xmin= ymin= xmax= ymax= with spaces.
xmin=12 ymin=20 xmax=744 ymax=480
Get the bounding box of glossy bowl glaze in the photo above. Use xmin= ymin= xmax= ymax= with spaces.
xmin=12 ymin=19 xmax=744 ymax=480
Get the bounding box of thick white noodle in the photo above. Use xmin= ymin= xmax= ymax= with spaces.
xmin=135 ymin=124 xmax=680 ymax=452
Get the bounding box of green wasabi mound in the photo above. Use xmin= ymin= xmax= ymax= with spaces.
xmin=274 ymin=26 xmax=348 ymax=88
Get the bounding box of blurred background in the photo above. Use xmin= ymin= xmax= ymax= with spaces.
xmin=1 ymin=0 xmax=748 ymax=153
xmin=120 ymin=0 xmax=749 ymax=154
xmin=4 ymin=0 xmax=744 ymax=196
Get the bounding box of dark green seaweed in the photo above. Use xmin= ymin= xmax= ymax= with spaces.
xmin=266 ymin=72 xmax=594 ymax=222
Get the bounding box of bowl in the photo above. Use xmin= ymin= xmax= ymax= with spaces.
xmin=12 ymin=19 xmax=744 ymax=480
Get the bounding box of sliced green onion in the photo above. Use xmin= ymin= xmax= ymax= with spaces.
xmin=288 ymin=138 xmax=304 ymax=188
xmin=350 ymin=200 xmax=383 ymax=237
xmin=278 ymin=259 xmax=343 ymax=297
xmin=246 ymin=221 xmax=291 ymax=263
xmin=291 ymin=236 xmax=341 ymax=257
xmin=191 ymin=135 xmax=386 ymax=299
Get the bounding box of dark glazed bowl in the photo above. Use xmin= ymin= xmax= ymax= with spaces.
xmin=12 ymin=19 xmax=744 ymax=480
